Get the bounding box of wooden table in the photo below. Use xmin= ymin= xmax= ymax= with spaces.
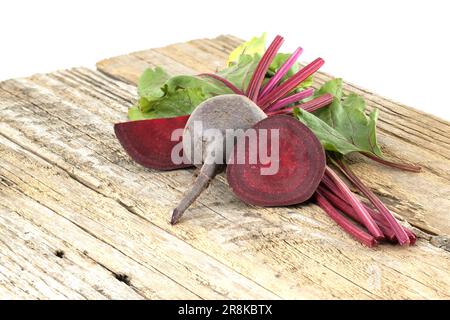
xmin=1 ymin=35 xmax=449 ymax=299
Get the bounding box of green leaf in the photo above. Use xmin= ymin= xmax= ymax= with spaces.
xmin=227 ymin=33 xmax=266 ymax=66
xmin=310 ymin=78 xmax=383 ymax=157
xmin=165 ymin=75 xmax=231 ymax=96
xmin=137 ymin=67 xmax=170 ymax=100
xmin=129 ymin=67 xmax=234 ymax=121
xmin=294 ymin=108 xmax=365 ymax=155
xmin=316 ymin=78 xmax=343 ymax=100
xmin=218 ymin=54 xmax=260 ymax=92
xmin=128 ymin=105 xmax=146 ymax=121
xmin=129 ymin=88 xmax=207 ymax=120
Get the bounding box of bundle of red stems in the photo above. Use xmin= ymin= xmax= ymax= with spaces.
xmin=202 ymin=35 xmax=331 ymax=115
xmin=315 ymin=164 xmax=416 ymax=247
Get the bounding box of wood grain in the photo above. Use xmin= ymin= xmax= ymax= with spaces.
xmin=0 ymin=35 xmax=449 ymax=299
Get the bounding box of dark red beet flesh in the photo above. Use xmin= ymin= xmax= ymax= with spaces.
xmin=226 ymin=115 xmax=326 ymax=206
xmin=114 ymin=115 xmax=192 ymax=170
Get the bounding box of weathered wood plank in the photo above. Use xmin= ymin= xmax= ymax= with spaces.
xmin=0 ymin=62 xmax=449 ymax=299
xmin=0 ymin=131 xmax=274 ymax=300
xmin=97 ymin=35 xmax=450 ymax=238
xmin=0 ymin=207 xmax=144 ymax=300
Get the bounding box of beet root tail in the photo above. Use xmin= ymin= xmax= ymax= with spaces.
xmin=171 ymin=162 xmax=219 ymax=225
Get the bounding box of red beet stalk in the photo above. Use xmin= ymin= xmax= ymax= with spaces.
xmin=318 ymin=185 xmax=395 ymax=241
xmin=259 ymin=47 xmax=303 ymax=98
xmin=333 ymin=159 xmax=410 ymax=245
xmin=362 ymin=152 xmax=422 ymax=173
xmin=258 ymin=58 xmax=325 ymax=109
xmin=199 ymin=73 xmax=245 ymax=95
xmin=324 ymin=166 xmax=384 ymax=239
xmin=321 ymin=174 xmax=394 ymax=237
xmin=315 ymin=190 xmax=378 ymax=247
xmin=267 ymin=93 xmax=333 ymax=116
xmin=318 ymin=184 xmax=416 ymax=244
xmin=246 ymin=35 xmax=284 ymax=102
xmin=266 ymin=88 xmax=314 ymax=112
xmin=329 ymin=184 xmax=415 ymax=244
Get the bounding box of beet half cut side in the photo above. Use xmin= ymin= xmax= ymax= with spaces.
xmin=114 ymin=115 xmax=192 ymax=170
xmin=226 ymin=115 xmax=326 ymax=206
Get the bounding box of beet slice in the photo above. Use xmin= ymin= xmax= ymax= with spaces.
xmin=114 ymin=115 xmax=192 ymax=170
xmin=226 ymin=115 xmax=326 ymax=206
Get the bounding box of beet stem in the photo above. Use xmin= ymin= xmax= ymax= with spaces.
xmin=199 ymin=73 xmax=245 ymax=95
xmin=265 ymin=88 xmax=314 ymax=112
xmin=267 ymin=93 xmax=333 ymax=116
xmin=405 ymin=228 xmax=417 ymax=245
xmin=301 ymin=93 xmax=334 ymax=112
xmin=171 ymin=162 xmax=219 ymax=225
xmin=362 ymin=152 xmax=422 ymax=173
xmin=334 ymin=158 xmax=410 ymax=246
xmin=259 ymin=47 xmax=303 ymax=98
xmin=319 ymin=179 xmax=416 ymax=244
xmin=246 ymin=35 xmax=284 ymax=102
xmin=324 ymin=166 xmax=384 ymax=239
xmin=315 ymin=190 xmax=377 ymax=247
xmin=318 ymin=185 xmax=397 ymax=242
xmin=258 ymin=58 xmax=325 ymax=109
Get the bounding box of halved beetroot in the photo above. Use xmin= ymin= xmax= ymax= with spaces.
xmin=226 ymin=115 xmax=326 ymax=206
xmin=114 ymin=115 xmax=192 ymax=170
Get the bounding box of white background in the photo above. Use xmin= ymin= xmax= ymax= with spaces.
xmin=1 ymin=0 xmax=449 ymax=120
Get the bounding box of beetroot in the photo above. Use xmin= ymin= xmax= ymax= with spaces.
xmin=171 ymin=94 xmax=267 ymax=224
xmin=182 ymin=95 xmax=267 ymax=167
xmin=114 ymin=115 xmax=192 ymax=170
xmin=226 ymin=115 xmax=326 ymax=206
xmin=113 ymin=33 xmax=418 ymax=248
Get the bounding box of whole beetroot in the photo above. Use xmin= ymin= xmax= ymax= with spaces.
xmin=171 ymin=94 xmax=267 ymax=224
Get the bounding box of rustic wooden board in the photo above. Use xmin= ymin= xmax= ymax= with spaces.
xmin=0 ymin=35 xmax=449 ymax=299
